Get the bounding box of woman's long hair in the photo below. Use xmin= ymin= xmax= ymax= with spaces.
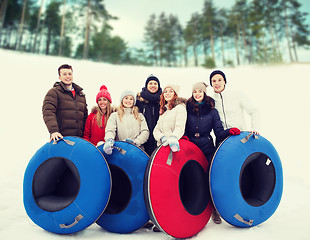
xmin=117 ymin=104 xmax=141 ymax=124
xmin=96 ymin=101 xmax=112 ymax=127
xmin=159 ymin=91 xmax=178 ymax=115
xmin=188 ymin=93 xmax=214 ymax=113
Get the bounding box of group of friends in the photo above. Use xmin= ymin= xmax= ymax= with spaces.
xmin=42 ymin=64 xmax=260 ymax=230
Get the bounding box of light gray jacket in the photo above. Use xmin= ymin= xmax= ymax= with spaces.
xmin=105 ymin=108 xmax=149 ymax=146
xmin=153 ymin=98 xmax=187 ymax=146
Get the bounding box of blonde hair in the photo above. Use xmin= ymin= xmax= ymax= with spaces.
xmin=117 ymin=104 xmax=141 ymax=124
xmin=96 ymin=101 xmax=112 ymax=127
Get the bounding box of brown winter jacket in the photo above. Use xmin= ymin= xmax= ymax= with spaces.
xmin=42 ymin=81 xmax=88 ymax=137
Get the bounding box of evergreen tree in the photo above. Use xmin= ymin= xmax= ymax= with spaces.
xmin=184 ymin=12 xmax=202 ymax=66
xmin=283 ymin=0 xmax=310 ymax=62
xmin=81 ymin=0 xmax=115 ymax=59
xmin=201 ymin=0 xmax=217 ymax=62
xmin=44 ymin=0 xmax=61 ymax=55
xmin=144 ymin=14 xmax=159 ymax=66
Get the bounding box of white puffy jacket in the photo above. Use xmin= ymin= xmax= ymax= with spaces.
xmin=212 ymin=89 xmax=259 ymax=131
xmin=105 ymin=108 xmax=149 ymax=146
xmin=153 ymin=98 xmax=187 ymax=146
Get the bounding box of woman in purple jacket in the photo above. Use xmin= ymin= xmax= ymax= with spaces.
xmin=185 ymin=82 xmax=240 ymax=224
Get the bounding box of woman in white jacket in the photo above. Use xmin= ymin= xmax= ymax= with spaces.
xmin=103 ymin=90 xmax=149 ymax=155
xmin=153 ymin=84 xmax=187 ymax=152
xmin=210 ymin=70 xmax=260 ymax=134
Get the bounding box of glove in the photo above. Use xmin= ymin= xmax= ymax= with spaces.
xmin=229 ymin=128 xmax=241 ymax=135
xmin=168 ymin=136 xmax=180 ymax=152
xmin=160 ymin=136 xmax=168 ymax=146
xmin=103 ymin=139 xmax=114 ymax=155
xmin=96 ymin=141 xmax=104 ymax=147
xmin=125 ymin=138 xmax=135 ymax=144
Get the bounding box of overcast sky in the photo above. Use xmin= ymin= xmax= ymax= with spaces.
xmin=105 ymin=0 xmax=310 ymax=51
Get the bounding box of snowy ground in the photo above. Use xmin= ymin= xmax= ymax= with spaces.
xmin=0 ymin=49 xmax=309 ymax=239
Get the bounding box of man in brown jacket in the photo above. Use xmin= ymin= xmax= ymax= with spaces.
xmin=42 ymin=64 xmax=88 ymax=142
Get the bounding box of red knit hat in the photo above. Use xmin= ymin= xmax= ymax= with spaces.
xmin=96 ymin=85 xmax=112 ymax=103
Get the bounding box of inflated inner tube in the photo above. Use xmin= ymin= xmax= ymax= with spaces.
xmin=23 ymin=137 xmax=111 ymax=234
xmin=96 ymin=141 xmax=149 ymax=234
xmin=179 ymin=160 xmax=209 ymax=215
xmin=104 ymin=164 xmax=132 ymax=215
xmin=209 ymin=132 xmax=283 ymax=228
xmin=33 ymin=157 xmax=80 ymax=212
xmin=240 ymin=152 xmax=276 ymax=207
xmin=144 ymin=138 xmax=212 ymax=239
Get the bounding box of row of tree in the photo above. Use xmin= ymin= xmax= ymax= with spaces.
xmin=144 ymin=0 xmax=310 ymax=67
xmin=0 ymin=0 xmax=131 ymax=63
xmin=0 ymin=0 xmax=309 ymax=67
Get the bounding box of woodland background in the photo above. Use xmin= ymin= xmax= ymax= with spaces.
xmin=0 ymin=0 xmax=309 ymax=67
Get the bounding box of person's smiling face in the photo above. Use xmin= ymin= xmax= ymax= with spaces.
xmin=147 ymin=80 xmax=159 ymax=93
xmin=193 ymin=89 xmax=204 ymax=103
xmin=163 ymin=87 xmax=175 ymax=102
xmin=122 ymin=95 xmax=134 ymax=108
xmin=59 ymin=68 xmax=73 ymax=88
xmin=211 ymin=74 xmax=225 ymax=93
xmin=98 ymin=97 xmax=108 ymax=110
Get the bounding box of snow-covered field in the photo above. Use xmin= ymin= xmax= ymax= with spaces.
xmin=0 ymin=49 xmax=309 ymax=239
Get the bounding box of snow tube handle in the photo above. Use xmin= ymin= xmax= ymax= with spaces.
xmin=52 ymin=138 xmax=76 ymax=146
xmin=59 ymin=214 xmax=83 ymax=229
xmin=240 ymin=132 xmax=259 ymax=144
xmin=166 ymin=150 xmax=173 ymax=165
xmin=112 ymin=146 xmax=126 ymax=155
xmin=234 ymin=214 xmax=254 ymax=226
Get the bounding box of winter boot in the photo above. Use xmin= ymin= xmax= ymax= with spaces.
xmin=153 ymin=226 xmax=161 ymax=232
xmin=143 ymin=221 xmax=154 ymax=230
xmin=212 ymin=210 xmax=222 ymax=224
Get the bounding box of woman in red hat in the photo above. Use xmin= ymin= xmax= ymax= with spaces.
xmin=83 ymin=85 xmax=113 ymax=145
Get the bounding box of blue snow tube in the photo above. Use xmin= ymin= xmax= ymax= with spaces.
xmin=209 ymin=131 xmax=283 ymax=227
xmin=23 ymin=137 xmax=111 ymax=234
xmin=96 ymin=141 xmax=149 ymax=233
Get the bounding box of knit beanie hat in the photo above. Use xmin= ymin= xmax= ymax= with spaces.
xmin=145 ymin=74 xmax=161 ymax=89
xmin=96 ymin=85 xmax=112 ymax=103
xmin=192 ymin=82 xmax=208 ymax=94
xmin=164 ymin=84 xmax=180 ymax=96
xmin=120 ymin=90 xmax=136 ymax=105
xmin=209 ymin=70 xmax=227 ymax=86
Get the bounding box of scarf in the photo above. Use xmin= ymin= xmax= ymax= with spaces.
xmin=140 ymin=87 xmax=162 ymax=103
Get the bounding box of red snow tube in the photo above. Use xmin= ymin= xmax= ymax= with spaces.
xmin=144 ymin=138 xmax=212 ymax=239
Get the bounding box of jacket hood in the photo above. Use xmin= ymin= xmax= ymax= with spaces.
xmin=186 ymin=98 xmax=214 ymax=115
xmin=136 ymin=92 xmax=147 ymax=103
xmin=91 ymin=105 xmax=117 ymax=114
xmin=91 ymin=106 xmax=99 ymax=114
xmin=175 ymin=97 xmax=187 ymax=106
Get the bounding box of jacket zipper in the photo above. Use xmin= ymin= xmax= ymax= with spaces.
xmin=195 ymin=112 xmax=200 ymax=140
xmin=73 ymin=92 xmax=80 ymax=135
xmin=220 ymin=93 xmax=228 ymax=129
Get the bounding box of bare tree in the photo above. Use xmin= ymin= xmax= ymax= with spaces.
xmin=59 ymin=0 xmax=66 ymax=56
xmin=284 ymin=0 xmax=294 ymax=62
xmin=33 ymin=0 xmax=45 ymax=53
xmin=83 ymin=0 xmax=92 ymax=59
xmin=0 ymin=0 xmax=9 ymax=43
xmin=0 ymin=0 xmax=8 ymax=28
xmin=16 ymin=0 xmax=27 ymax=50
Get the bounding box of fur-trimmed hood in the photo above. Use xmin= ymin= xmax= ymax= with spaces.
xmin=136 ymin=92 xmax=147 ymax=103
xmin=175 ymin=97 xmax=187 ymax=106
xmin=90 ymin=105 xmax=116 ymax=114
